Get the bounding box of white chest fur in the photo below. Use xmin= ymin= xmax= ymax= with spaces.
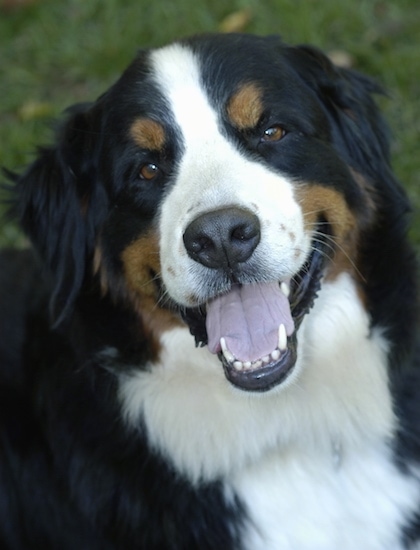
xmin=233 ymin=445 xmax=418 ymax=550
xmin=118 ymin=273 xmax=419 ymax=545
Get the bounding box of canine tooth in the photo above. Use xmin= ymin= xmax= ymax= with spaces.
xmin=280 ymin=281 xmax=290 ymax=298
xmin=271 ymin=349 xmax=280 ymax=361
xmin=220 ymin=337 xmax=235 ymax=363
xmin=278 ymin=324 xmax=287 ymax=351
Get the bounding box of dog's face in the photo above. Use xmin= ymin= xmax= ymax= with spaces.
xmin=150 ymin=38 xmax=369 ymax=392
xmin=16 ymin=33 xmax=413 ymax=395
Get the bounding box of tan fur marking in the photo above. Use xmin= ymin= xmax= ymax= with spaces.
xmin=130 ymin=118 xmax=166 ymax=151
xmin=133 ymin=294 xmax=184 ymax=343
xmin=227 ymin=82 xmax=264 ymax=130
xmin=295 ymin=184 xmax=361 ymax=281
xmin=121 ymin=231 xmax=183 ymax=337
xmin=122 ymin=231 xmax=161 ymax=299
xmin=296 ymin=185 xmax=356 ymax=237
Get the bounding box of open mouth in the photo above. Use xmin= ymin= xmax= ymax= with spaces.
xmin=181 ymin=239 xmax=326 ymax=392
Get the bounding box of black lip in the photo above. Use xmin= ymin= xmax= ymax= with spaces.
xmin=221 ymin=333 xmax=298 ymax=392
xmin=290 ymin=242 xmax=325 ymax=330
xmin=180 ymin=233 xmax=327 ymax=391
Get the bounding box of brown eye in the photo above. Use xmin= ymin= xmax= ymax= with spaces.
xmin=139 ymin=163 xmax=160 ymax=181
xmin=262 ymin=125 xmax=286 ymax=142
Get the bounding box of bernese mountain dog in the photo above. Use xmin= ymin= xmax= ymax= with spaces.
xmin=1 ymin=33 xmax=419 ymax=549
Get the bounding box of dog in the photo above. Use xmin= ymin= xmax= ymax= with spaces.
xmin=1 ymin=32 xmax=419 ymax=549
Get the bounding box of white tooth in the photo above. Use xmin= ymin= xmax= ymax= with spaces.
xmin=253 ymin=360 xmax=262 ymax=368
xmin=220 ymin=337 xmax=235 ymax=363
xmin=233 ymin=361 xmax=244 ymax=371
xmin=280 ymin=281 xmax=290 ymax=298
xmin=278 ymin=324 xmax=287 ymax=351
xmin=271 ymin=349 xmax=280 ymax=361
xmin=262 ymin=355 xmax=270 ymax=364
xmin=244 ymin=361 xmax=252 ymax=369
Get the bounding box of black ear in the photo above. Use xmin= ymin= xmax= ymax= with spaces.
xmin=12 ymin=104 xmax=107 ymax=325
xmin=286 ymin=44 xmax=418 ymax=368
xmin=285 ymin=44 xmax=406 ymax=197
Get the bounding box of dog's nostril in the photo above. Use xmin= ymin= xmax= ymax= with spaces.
xmin=191 ymin=235 xmax=213 ymax=253
xmin=231 ymin=223 xmax=258 ymax=242
xmin=183 ymin=207 xmax=261 ymax=269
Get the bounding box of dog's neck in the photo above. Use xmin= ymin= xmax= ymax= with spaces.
xmin=118 ymin=273 xmax=395 ymax=485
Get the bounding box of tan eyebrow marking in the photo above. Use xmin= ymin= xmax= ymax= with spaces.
xmin=130 ymin=118 xmax=166 ymax=151
xmin=227 ymin=82 xmax=264 ymax=130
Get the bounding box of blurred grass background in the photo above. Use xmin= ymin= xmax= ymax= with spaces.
xmin=1 ymin=0 xmax=419 ymax=249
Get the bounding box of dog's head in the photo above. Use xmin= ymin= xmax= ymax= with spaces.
xmin=13 ymin=33 xmax=416 ymax=392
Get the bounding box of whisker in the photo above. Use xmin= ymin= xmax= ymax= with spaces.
xmin=312 ymin=231 xmax=365 ymax=281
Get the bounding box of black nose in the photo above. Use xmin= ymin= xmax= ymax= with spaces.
xmin=183 ymin=207 xmax=261 ymax=269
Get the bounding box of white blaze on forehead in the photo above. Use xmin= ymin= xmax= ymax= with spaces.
xmin=150 ymin=43 xmax=309 ymax=306
xmin=150 ymin=44 xmax=220 ymax=145
xmin=150 ymin=43 xmax=245 ymax=208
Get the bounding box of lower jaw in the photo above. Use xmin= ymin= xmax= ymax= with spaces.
xmin=221 ymin=333 xmax=298 ymax=392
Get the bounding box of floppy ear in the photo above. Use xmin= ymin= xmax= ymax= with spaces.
xmin=287 ymin=44 xmax=418 ymax=368
xmin=285 ymin=44 xmax=406 ymax=198
xmin=12 ymin=104 xmax=107 ymax=325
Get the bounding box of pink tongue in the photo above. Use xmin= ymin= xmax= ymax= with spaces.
xmin=206 ymin=282 xmax=294 ymax=362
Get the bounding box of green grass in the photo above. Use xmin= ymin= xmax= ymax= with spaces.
xmin=1 ymin=0 xmax=420 ymax=247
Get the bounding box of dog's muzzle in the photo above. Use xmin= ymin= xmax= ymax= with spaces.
xmin=180 ymin=208 xmax=325 ymax=392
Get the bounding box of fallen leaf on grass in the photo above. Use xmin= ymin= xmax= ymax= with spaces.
xmin=327 ymin=50 xmax=354 ymax=69
xmin=219 ymin=9 xmax=253 ymax=33
xmin=18 ymin=101 xmax=55 ymax=121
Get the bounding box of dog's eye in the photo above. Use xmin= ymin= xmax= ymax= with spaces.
xmin=262 ymin=125 xmax=286 ymax=142
xmin=139 ymin=163 xmax=161 ymax=181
